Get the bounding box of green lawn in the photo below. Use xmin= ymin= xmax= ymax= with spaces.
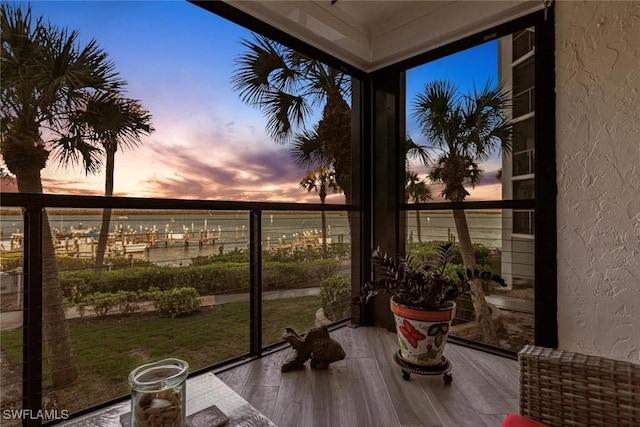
xmin=1 ymin=295 xmax=320 ymax=413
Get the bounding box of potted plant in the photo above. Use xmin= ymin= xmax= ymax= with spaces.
xmin=357 ymin=243 xmax=504 ymax=368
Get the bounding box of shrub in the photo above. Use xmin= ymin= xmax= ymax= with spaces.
xmin=59 ymin=258 xmax=339 ymax=297
xmin=443 ymin=263 xmax=497 ymax=295
xmin=83 ymin=292 xmax=117 ymax=317
xmin=262 ymin=259 xmax=338 ymax=290
xmin=73 ymin=290 xmax=142 ymax=317
xmin=324 ymin=242 xmax=350 ymax=259
xmin=0 ymin=252 xmax=23 ymax=271
xmin=114 ymin=290 xmax=142 ymax=315
xmin=265 ymin=248 xmax=319 ymax=263
xmin=319 ymin=274 xmax=351 ymax=321
xmin=56 ymin=256 xmax=152 ymax=272
xmin=74 ymin=299 xmax=88 ymax=318
xmin=190 ymin=255 xmax=214 ymax=267
xmin=55 ymin=257 xmax=96 ymax=272
xmin=408 ymin=241 xmax=493 ymax=266
xmin=471 ymin=244 xmax=492 ymax=265
xmin=63 ymin=275 xmax=90 ymax=303
xmin=152 ymin=287 xmax=201 ymax=318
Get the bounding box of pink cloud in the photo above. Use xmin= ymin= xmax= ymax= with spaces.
xmin=0 ymin=178 xmax=18 ymax=193
xmin=132 ymin=138 xmax=329 ymax=202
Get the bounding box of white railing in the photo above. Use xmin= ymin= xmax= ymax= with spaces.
xmin=513 ymin=148 xmax=535 ymax=176
xmin=514 ymin=86 xmax=535 ymax=117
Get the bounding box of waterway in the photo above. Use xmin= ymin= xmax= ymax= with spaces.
xmin=0 ymin=210 xmax=503 ymax=266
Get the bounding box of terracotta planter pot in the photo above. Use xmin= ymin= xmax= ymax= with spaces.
xmin=390 ymin=296 xmax=456 ymax=367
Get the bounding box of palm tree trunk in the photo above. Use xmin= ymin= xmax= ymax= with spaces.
xmin=452 ymin=208 xmax=499 ymax=345
xmin=320 ymin=210 xmax=328 ymax=257
xmin=94 ymin=209 xmax=112 ymax=270
xmin=319 ymin=185 xmax=328 ymax=258
xmin=15 ymin=165 xmax=78 ymax=388
xmin=416 ymin=209 xmax=422 ymax=243
xmin=94 ymin=147 xmax=116 ymax=270
xmin=41 ymin=214 xmax=78 ymax=387
xmin=318 ymin=89 xmax=352 ymax=237
xmin=320 ymin=194 xmax=327 ymax=258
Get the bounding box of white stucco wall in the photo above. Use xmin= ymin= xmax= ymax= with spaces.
xmin=556 ymin=0 xmax=640 ymax=362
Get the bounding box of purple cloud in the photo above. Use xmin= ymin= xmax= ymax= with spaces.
xmin=137 ymin=136 xmax=329 ymax=202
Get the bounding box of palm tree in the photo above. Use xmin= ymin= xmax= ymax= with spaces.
xmin=1 ymin=4 xmax=123 ymax=387
xmin=299 ymin=166 xmax=340 ymax=256
xmin=412 ymin=80 xmax=512 ymax=345
xmin=231 ymin=34 xmax=352 ymax=204
xmin=74 ymin=91 xmax=153 ymax=270
xmin=405 ymin=172 xmax=432 ymax=243
xmin=290 ymin=125 xmax=329 ymax=170
xmin=404 ymin=134 xmax=432 ymax=244
xmin=405 ymin=134 xmax=431 ymax=168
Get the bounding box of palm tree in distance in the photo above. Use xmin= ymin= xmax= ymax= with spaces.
xmin=75 ymin=91 xmax=154 ymax=271
xmin=412 ymin=80 xmax=512 ymax=345
xmin=404 ymin=134 xmax=432 ymax=244
xmin=299 ymin=166 xmax=340 ymax=257
xmin=405 ymin=172 xmax=432 ymax=243
xmin=1 ymin=4 xmax=124 ymax=387
xmin=231 ymin=34 xmax=352 ymax=204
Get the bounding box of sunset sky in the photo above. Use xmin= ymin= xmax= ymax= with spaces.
xmin=2 ymin=1 xmax=503 ymax=203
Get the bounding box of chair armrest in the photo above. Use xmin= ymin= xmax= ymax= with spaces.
xmin=518 ymin=345 xmax=640 ymax=427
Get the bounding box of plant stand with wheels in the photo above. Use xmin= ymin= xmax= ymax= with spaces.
xmin=392 ymin=351 xmax=453 ymax=384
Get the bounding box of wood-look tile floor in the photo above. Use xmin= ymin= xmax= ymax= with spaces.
xmin=217 ymin=326 xmax=519 ymax=427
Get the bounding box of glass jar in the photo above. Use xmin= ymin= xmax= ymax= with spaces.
xmin=128 ymin=358 xmax=189 ymax=427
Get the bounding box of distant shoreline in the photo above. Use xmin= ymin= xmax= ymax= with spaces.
xmin=0 ymin=208 xmax=502 ymax=216
xmin=0 ymin=208 xmax=351 ymax=216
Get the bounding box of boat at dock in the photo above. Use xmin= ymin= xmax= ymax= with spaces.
xmin=0 ymin=233 xmax=24 ymax=253
xmin=111 ymin=241 xmax=148 ymax=255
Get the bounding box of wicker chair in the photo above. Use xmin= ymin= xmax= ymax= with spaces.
xmin=517 ymin=345 xmax=640 ymax=427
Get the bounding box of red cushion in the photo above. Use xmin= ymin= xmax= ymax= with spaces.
xmin=501 ymin=414 xmax=549 ymax=427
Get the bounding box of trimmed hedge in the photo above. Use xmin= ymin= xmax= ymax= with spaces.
xmin=59 ymin=259 xmax=339 ymax=300
xmin=70 ymin=287 xmax=201 ymax=318
xmin=149 ymin=287 xmax=201 ymax=317
xmin=407 ymin=241 xmax=494 ymax=266
xmin=0 ymin=252 xmax=23 ymax=271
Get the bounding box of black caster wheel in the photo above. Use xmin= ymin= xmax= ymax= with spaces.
xmin=443 ymin=373 xmax=453 ymax=384
xmin=402 ymin=370 xmax=411 ymax=381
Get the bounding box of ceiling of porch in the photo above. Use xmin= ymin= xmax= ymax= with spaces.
xmin=224 ymin=0 xmax=544 ymax=72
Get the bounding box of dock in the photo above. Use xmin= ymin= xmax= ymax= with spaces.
xmin=2 ymin=221 xmax=337 ymax=259
xmin=51 ymin=229 xmax=219 ymax=258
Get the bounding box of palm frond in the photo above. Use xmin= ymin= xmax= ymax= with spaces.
xmin=262 ymin=91 xmax=311 ymax=144
xmin=51 ymin=134 xmax=104 ymax=175
xmin=405 ymin=134 xmax=431 ymax=166
xmin=231 ymin=34 xmax=350 ymax=145
xmin=77 ymin=91 xmax=153 ymax=151
xmin=291 ymin=125 xmax=331 ymax=169
xmin=231 ymin=35 xmax=293 ymax=106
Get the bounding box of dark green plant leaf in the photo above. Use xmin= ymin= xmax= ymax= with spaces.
xmin=427 ymin=323 xmax=441 ymax=336
xmin=398 ymin=337 xmax=408 ymax=350
xmin=435 ymin=334 xmax=443 ymax=347
xmin=362 ymin=243 xmax=504 ymax=309
xmin=418 ymin=349 xmax=438 ymax=361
